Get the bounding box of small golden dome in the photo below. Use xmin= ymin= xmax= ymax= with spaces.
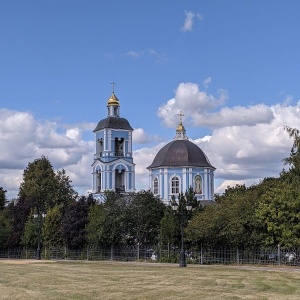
xmin=107 ymin=92 xmax=120 ymax=106
xmin=176 ymin=122 xmax=185 ymax=132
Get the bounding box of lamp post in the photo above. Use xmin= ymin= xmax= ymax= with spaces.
xmin=33 ymin=212 xmax=47 ymax=260
xmin=171 ymin=195 xmax=192 ymax=267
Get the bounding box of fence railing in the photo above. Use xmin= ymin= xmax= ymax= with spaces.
xmin=1 ymin=245 xmax=299 ymax=267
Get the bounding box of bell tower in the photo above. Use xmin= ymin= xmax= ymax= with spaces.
xmin=92 ymin=84 xmax=135 ymax=199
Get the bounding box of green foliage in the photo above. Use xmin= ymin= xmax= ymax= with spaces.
xmin=86 ymin=191 xmax=128 ymax=247
xmin=7 ymin=156 xmax=77 ymax=247
xmin=159 ymin=207 xmax=177 ymax=246
xmin=0 ymin=187 xmax=7 ymax=210
xmin=18 ymin=156 xmax=57 ymax=211
xmin=86 ymin=203 xmax=103 ymax=247
xmin=0 ymin=209 xmax=11 ymax=248
xmin=187 ymin=184 xmax=261 ymax=248
xmin=7 ymin=196 xmax=32 ymax=247
xmin=283 ymin=126 xmax=300 ymax=173
xmin=0 ymin=188 xmax=10 ymax=248
xmin=126 ymin=190 xmax=165 ymax=245
xmin=54 ymin=169 xmax=78 ymax=208
xmin=43 ymin=205 xmax=64 ymax=248
xmin=21 ymin=214 xmax=38 ymax=248
xmin=86 ymin=191 xmax=166 ymax=248
xmin=256 ymin=180 xmax=300 ymax=247
xmin=61 ymin=196 xmax=90 ymax=249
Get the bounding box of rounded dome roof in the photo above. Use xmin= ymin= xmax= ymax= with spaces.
xmin=147 ymin=139 xmax=215 ymax=169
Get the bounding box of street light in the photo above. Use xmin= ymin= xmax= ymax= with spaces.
xmin=171 ymin=194 xmax=193 ymax=267
xmin=33 ymin=212 xmax=47 ymax=260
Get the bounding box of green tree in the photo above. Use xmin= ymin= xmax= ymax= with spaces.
xmin=256 ymin=180 xmax=300 ymax=247
xmin=283 ymin=126 xmax=300 ymax=175
xmin=187 ymin=184 xmax=261 ymax=248
xmin=159 ymin=207 xmax=177 ymax=246
xmin=21 ymin=213 xmax=38 ymax=249
xmin=61 ymin=196 xmax=91 ymax=249
xmin=186 ymin=203 xmax=220 ymax=247
xmin=7 ymin=156 xmax=77 ymax=247
xmin=54 ymin=169 xmax=78 ymax=208
xmin=18 ymin=156 xmax=57 ymax=212
xmin=86 ymin=191 xmax=127 ymax=247
xmin=0 ymin=187 xmax=7 ymax=210
xmin=0 ymin=188 xmax=10 ymax=248
xmin=126 ymin=190 xmax=165 ymax=246
xmin=86 ymin=203 xmax=103 ymax=247
xmin=43 ymin=205 xmax=64 ymax=248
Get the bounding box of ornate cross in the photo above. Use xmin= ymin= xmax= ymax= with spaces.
xmin=111 ymin=82 xmax=116 ymax=93
xmin=178 ymin=111 xmax=184 ymax=123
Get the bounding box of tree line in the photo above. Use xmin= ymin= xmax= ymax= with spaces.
xmin=1 ymin=126 xmax=300 ymax=251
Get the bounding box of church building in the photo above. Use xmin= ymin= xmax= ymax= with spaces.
xmin=92 ymin=87 xmax=215 ymax=205
xmin=92 ymin=87 xmax=135 ymax=200
xmin=147 ymin=113 xmax=216 ymax=205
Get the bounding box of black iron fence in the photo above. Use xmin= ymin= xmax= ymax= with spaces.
xmin=1 ymin=245 xmax=300 ymax=267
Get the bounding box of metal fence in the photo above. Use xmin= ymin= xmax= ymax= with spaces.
xmin=1 ymin=245 xmax=299 ymax=267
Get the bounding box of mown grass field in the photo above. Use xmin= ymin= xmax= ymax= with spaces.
xmin=1 ymin=260 xmax=300 ymax=299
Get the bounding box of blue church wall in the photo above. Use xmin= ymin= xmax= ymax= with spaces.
xmin=149 ymin=166 xmax=215 ymax=204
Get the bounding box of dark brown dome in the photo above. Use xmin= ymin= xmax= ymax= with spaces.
xmin=147 ymin=139 xmax=215 ymax=169
xmin=94 ymin=116 xmax=133 ymax=132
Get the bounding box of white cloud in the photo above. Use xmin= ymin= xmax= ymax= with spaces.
xmin=203 ymin=77 xmax=212 ymax=89
xmin=66 ymin=128 xmax=81 ymax=140
xmin=125 ymin=50 xmax=140 ymax=58
xmin=157 ymin=82 xmax=228 ymax=127
xmin=196 ymin=104 xmax=274 ymax=127
xmin=180 ymin=11 xmax=203 ymax=32
xmin=133 ymin=128 xmax=151 ymax=144
xmin=124 ymin=49 xmax=168 ymax=63
xmin=0 ymin=109 xmax=93 ymax=199
xmin=157 ymin=83 xmax=277 ymax=128
xmin=133 ymin=142 xmax=168 ymax=190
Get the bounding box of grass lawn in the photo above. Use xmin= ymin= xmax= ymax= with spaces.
xmin=1 ymin=260 xmax=300 ymax=299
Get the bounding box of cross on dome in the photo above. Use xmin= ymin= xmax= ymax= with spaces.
xmin=111 ymin=82 xmax=116 ymax=93
xmin=175 ymin=110 xmax=188 ymax=140
xmin=178 ymin=111 xmax=184 ymax=123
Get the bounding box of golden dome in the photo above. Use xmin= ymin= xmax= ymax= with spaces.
xmin=176 ymin=121 xmax=185 ymax=132
xmin=107 ymin=92 xmax=120 ymax=106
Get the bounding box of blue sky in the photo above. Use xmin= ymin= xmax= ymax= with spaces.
xmin=1 ymin=0 xmax=300 ymax=199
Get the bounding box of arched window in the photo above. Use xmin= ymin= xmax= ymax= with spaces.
xmin=171 ymin=176 xmax=179 ymax=194
xmin=194 ymin=175 xmax=202 ymax=194
xmin=153 ymin=178 xmax=159 ymax=194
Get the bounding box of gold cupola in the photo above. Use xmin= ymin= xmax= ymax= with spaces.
xmin=107 ymin=92 xmax=120 ymax=106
